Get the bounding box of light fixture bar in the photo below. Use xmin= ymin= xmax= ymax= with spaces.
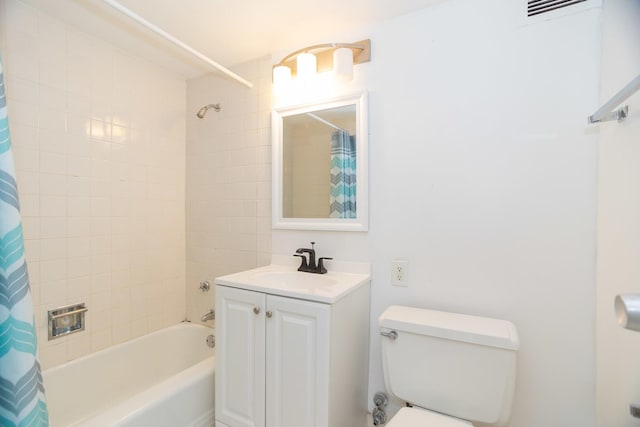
xmin=277 ymin=41 xmax=369 ymax=66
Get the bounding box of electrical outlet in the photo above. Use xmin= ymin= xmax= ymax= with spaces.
xmin=391 ymin=260 xmax=409 ymax=286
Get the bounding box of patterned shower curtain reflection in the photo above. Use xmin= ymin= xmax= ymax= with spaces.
xmin=0 ymin=54 xmax=49 ymax=426
xmin=329 ymin=130 xmax=356 ymax=219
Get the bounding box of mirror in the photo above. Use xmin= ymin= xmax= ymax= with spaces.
xmin=272 ymin=92 xmax=368 ymax=231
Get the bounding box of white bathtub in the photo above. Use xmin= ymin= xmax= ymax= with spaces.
xmin=43 ymin=323 xmax=215 ymax=427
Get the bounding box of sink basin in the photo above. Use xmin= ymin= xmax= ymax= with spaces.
xmin=251 ymin=271 xmax=338 ymax=290
xmin=215 ymin=264 xmax=370 ymax=303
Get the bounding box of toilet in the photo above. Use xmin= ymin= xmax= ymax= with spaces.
xmin=379 ymin=305 xmax=519 ymax=427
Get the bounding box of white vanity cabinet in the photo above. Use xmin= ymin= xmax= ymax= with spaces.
xmin=214 ymin=268 xmax=370 ymax=427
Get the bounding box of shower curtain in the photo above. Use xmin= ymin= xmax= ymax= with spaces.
xmin=0 ymin=55 xmax=49 ymax=426
xmin=329 ymin=130 xmax=357 ymax=219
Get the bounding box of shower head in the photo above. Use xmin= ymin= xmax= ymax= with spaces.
xmin=196 ymin=103 xmax=221 ymax=118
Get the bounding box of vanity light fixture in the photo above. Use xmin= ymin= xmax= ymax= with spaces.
xmin=273 ymin=39 xmax=371 ymax=86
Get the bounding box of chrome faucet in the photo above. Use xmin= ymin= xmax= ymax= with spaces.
xmin=294 ymin=242 xmax=332 ymax=274
xmin=201 ymin=309 xmax=215 ymax=322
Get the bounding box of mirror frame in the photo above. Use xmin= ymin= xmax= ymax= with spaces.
xmin=272 ymin=91 xmax=368 ymax=231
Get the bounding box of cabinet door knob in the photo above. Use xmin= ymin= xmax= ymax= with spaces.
xmin=266 ymin=311 xmax=273 ymax=318
xmin=253 ymin=306 xmax=260 ymax=315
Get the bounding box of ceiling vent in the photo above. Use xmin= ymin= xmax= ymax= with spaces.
xmin=527 ymin=0 xmax=588 ymax=17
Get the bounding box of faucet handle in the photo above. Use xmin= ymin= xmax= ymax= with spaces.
xmin=317 ymin=257 xmax=333 ymax=274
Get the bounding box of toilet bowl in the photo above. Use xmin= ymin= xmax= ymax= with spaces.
xmin=379 ymin=305 xmax=519 ymax=427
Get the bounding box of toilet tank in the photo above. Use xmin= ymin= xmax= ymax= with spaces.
xmin=379 ymin=306 xmax=519 ymax=427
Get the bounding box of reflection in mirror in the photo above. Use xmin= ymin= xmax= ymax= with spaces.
xmin=282 ymin=104 xmax=356 ymax=219
xmin=272 ymin=92 xmax=368 ymax=231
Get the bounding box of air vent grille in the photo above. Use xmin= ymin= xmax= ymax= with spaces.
xmin=528 ymin=0 xmax=588 ymax=17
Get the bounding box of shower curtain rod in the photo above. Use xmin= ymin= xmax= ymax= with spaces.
xmin=306 ymin=113 xmax=348 ymax=133
xmin=588 ymin=73 xmax=640 ymax=124
xmin=100 ymin=0 xmax=253 ymax=89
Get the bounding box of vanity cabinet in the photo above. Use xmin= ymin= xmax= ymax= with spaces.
xmin=215 ymin=282 xmax=369 ymax=427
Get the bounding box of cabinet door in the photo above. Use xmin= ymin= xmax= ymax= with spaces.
xmin=216 ymin=285 xmax=266 ymax=427
xmin=266 ymin=295 xmax=330 ymax=427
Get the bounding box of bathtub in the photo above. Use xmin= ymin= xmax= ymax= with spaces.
xmin=42 ymin=322 xmax=215 ymax=427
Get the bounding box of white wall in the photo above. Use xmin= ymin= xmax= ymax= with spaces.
xmin=596 ymin=1 xmax=640 ymax=425
xmin=0 ymin=0 xmax=187 ymax=369
xmin=273 ymin=0 xmax=600 ymax=425
xmin=185 ymin=58 xmax=272 ymax=324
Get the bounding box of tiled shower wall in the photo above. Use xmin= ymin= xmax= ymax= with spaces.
xmin=0 ymin=0 xmax=187 ymax=369
xmin=186 ymin=58 xmax=272 ymax=323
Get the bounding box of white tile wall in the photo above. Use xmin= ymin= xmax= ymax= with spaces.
xmin=0 ymin=0 xmax=187 ymax=369
xmin=185 ymin=57 xmax=272 ymax=324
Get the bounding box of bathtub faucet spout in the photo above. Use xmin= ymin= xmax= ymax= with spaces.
xmin=201 ymin=309 xmax=215 ymax=322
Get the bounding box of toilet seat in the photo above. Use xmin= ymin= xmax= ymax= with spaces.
xmin=386 ymin=407 xmax=472 ymax=427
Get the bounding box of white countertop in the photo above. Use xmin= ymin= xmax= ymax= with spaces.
xmin=214 ymin=263 xmax=371 ymax=304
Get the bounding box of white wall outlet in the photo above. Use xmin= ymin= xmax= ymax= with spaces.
xmin=391 ymin=259 xmax=409 ymax=286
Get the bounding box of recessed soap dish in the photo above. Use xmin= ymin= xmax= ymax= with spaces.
xmin=48 ymin=303 xmax=88 ymax=340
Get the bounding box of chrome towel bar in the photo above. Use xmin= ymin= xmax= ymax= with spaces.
xmin=588 ymin=73 xmax=640 ymax=124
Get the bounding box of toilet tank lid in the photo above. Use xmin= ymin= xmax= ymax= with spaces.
xmin=379 ymin=305 xmax=519 ymax=350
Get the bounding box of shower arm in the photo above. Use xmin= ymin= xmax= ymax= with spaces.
xmin=100 ymin=0 xmax=253 ymax=89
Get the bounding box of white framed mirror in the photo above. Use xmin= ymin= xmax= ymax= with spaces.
xmin=272 ymin=92 xmax=368 ymax=231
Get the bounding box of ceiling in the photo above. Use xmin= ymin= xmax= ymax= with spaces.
xmin=20 ymin=0 xmax=443 ymax=80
